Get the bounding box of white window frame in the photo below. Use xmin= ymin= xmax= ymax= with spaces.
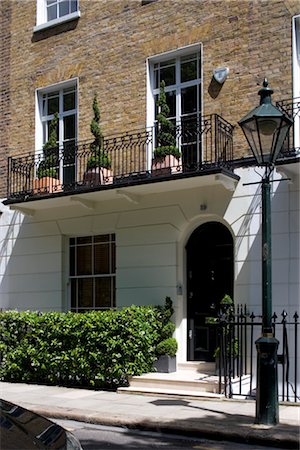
xmin=146 ymin=43 xmax=203 ymax=169
xmin=34 ymin=0 xmax=80 ymax=33
xmin=35 ymin=78 xmax=78 ymax=181
xmin=292 ymin=15 xmax=300 ymax=150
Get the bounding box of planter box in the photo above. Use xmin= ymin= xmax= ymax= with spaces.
xmin=151 ymin=155 xmax=182 ymax=177
xmin=33 ymin=177 xmax=62 ymax=194
xmin=83 ymin=168 xmax=113 ymax=186
xmin=154 ymin=355 xmax=176 ymax=373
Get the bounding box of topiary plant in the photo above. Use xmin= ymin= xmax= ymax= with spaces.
xmin=37 ymin=112 xmax=59 ymax=179
xmin=155 ymin=297 xmax=178 ymax=358
xmin=87 ymin=94 xmax=111 ymax=170
xmin=156 ymin=337 xmax=178 ymax=357
xmin=161 ymin=321 xmax=176 ymax=340
xmin=154 ymin=81 xmax=180 ymax=161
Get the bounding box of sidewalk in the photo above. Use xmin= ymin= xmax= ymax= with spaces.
xmin=0 ymin=381 xmax=299 ymax=448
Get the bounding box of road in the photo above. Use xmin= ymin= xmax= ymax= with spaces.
xmin=54 ymin=419 xmax=286 ymax=450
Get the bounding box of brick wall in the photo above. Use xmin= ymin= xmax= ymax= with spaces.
xmin=0 ymin=0 xmax=299 ymax=197
xmin=0 ymin=1 xmax=12 ymax=196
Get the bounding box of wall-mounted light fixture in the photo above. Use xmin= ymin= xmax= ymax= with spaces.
xmin=213 ymin=67 xmax=229 ymax=84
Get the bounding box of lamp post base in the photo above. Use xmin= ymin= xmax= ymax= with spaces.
xmin=255 ymin=335 xmax=279 ymax=425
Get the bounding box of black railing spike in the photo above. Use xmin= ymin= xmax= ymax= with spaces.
xmin=281 ymin=310 xmax=288 ymax=322
xmin=272 ymin=312 xmax=278 ymax=322
xmin=293 ymin=311 xmax=299 ymax=321
xmin=250 ymin=312 xmax=255 ymax=321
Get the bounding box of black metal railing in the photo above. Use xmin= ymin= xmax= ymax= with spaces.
xmin=7 ymin=114 xmax=234 ymax=201
xmin=276 ymin=97 xmax=300 ymax=158
xmin=215 ymin=306 xmax=299 ymax=402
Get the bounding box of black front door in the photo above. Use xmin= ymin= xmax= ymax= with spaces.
xmin=186 ymin=222 xmax=234 ymax=361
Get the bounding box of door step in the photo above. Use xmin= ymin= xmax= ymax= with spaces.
xmin=118 ymin=361 xmax=224 ymax=399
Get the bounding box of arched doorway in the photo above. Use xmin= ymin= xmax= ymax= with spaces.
xmin=186 ymin=222 xmax=234 ymax=361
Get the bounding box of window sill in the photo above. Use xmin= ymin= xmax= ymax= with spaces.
xmin=33 ymin=11 xmax=80 ymax=33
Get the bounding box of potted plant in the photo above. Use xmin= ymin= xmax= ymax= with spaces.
xmin=84 ymin=94 xmax=113 ymax=186
xmin=33 ymin=113 xmax=62 ymax=194
xmin=154 ymin=337 xmax=178 ymax=373
xmin=152 ymin=81 xmax=182 ymax=176
xmin=154 ymin=297 xmax=178 ymax=373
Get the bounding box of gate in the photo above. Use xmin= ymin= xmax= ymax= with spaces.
xmin=215 ymin=305 xmax=299 ymax=402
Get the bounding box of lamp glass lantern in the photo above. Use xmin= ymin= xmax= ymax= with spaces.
xmin=239 ymin=79 xmax=293 ymax=166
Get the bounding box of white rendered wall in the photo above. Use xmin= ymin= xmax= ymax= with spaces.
xmin=0 ymin=164 xmax=299 ymax=365
xmin=0 ymin=202 xmax=63 ymax=311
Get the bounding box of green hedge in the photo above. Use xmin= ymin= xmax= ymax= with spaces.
xmin=0 ymin=304 xmax=166 ymax=389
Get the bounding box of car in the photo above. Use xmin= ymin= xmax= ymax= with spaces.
xmin=0 ymin=398 xmax=83 ymax=449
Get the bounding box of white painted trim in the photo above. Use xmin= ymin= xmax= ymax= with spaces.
xmin=34 ymin=0 xmax=80 ymax=33
xmin=147 ymin=43 xmax=202 ymax=64
xmin=35 ymin=78 xmax=79 ymax=151
xmin=292 ymin=15 xmax=300 ymax=149
xmin=33 ymin=11 xmax=80 ymax=33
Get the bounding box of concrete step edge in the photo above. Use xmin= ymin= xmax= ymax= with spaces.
xmin=118 ymin=386 xmax=224 ymax=398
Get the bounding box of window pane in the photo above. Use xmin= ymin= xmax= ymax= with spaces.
xmin=63 ymin=91 xmax=75 ymax=111
xmin=94 ymin=235 xmax=109 ymax=243
xmin=71 ymin=0 xmax=78 ymax=13
xmin=160 ymin=61 xmax=176 ymax=87
xmin=59 ymin=0 xmax=70 ymax=17
xmin=94 ymin=244 xmax=109 ymax=274
xmin=77 ymin=245 xmax=92 ymax=275
xmin=48 ymin=94 xmax=59 ymax=115
xmin=64 ymin=114 xmax=76 ymax=140
xmin=71 ymin=279 xmax=77 ymax=310
xmin=78 ymin=278 xmax=93 ymax=309
xmin=111 ymin=242 xmax=116 ymax=273
xmin=180 ymin=55 xmax=198 ymax=83
xmin=166 ymin=91 xmax=176 ymax=118
xmin=95 ymin=277 xmax=112 ymax=308
xmin=47 ymin=4 xmax=57 ymax=21
xmin=154 ymin=68 xmax=159 ymax=89
xmin=77 ymin=236 xmax=92 ymax=245
xmin=181 ymin=85 xmax=197 ymax=114
xmin=69 ymin=246 xmax=75 ymax=276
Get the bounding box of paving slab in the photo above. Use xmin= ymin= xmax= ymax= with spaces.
xmin=0 ymin=382 xmax=299 ymax=448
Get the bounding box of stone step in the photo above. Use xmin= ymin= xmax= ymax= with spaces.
xmin=117 ymin=365 xmax=224 ymax=399
xmin=177 ymin=361 xmax=216 ymax=373
xmin=118 ymin=385 xmax=224 ymax=399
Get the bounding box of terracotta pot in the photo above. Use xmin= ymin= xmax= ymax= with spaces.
xmin=83 ymin=167 xmax=113 ymax=186
xmin=33 ymin=177 xmax=62 ymax=194
xmin=151 ymin=155 xmax=182 ymax=176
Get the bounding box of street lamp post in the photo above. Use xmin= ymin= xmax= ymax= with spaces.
xmin=238 ymin=79 xmax=293 ymax=425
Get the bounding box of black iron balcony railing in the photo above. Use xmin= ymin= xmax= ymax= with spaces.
xmin=7 ymin=114 xmax=234 ymax=201
xmin=276 ymin=97 xmax=300 ymax=158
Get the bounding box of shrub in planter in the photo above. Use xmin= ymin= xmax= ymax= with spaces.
xmin=152 ymin=81 xmax=181 ymax=176
xmin=34 ymin=113 xmax=61 ymax=193
xmin=84 ymin=94 xmax=112 ymax=185
xmin=156 ymin=337 xmax=178 ymax=357
xmin=154 ymin=297 xmax=178 ymax=373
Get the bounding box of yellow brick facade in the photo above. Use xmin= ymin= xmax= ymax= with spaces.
xmin=0 ymin=0 xmax=299 ymax=196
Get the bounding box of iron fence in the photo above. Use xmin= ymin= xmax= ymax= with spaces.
xmin=216 ymin=306 xmax=299 ymax=402
xmin=7 ymin=114 xmax=234 ymax=201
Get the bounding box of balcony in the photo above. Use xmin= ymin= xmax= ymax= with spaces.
xmin=276 ymin=97 xmax=300 ymax=158
xmin=6 ymin=114 xmax=236 ymax=205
